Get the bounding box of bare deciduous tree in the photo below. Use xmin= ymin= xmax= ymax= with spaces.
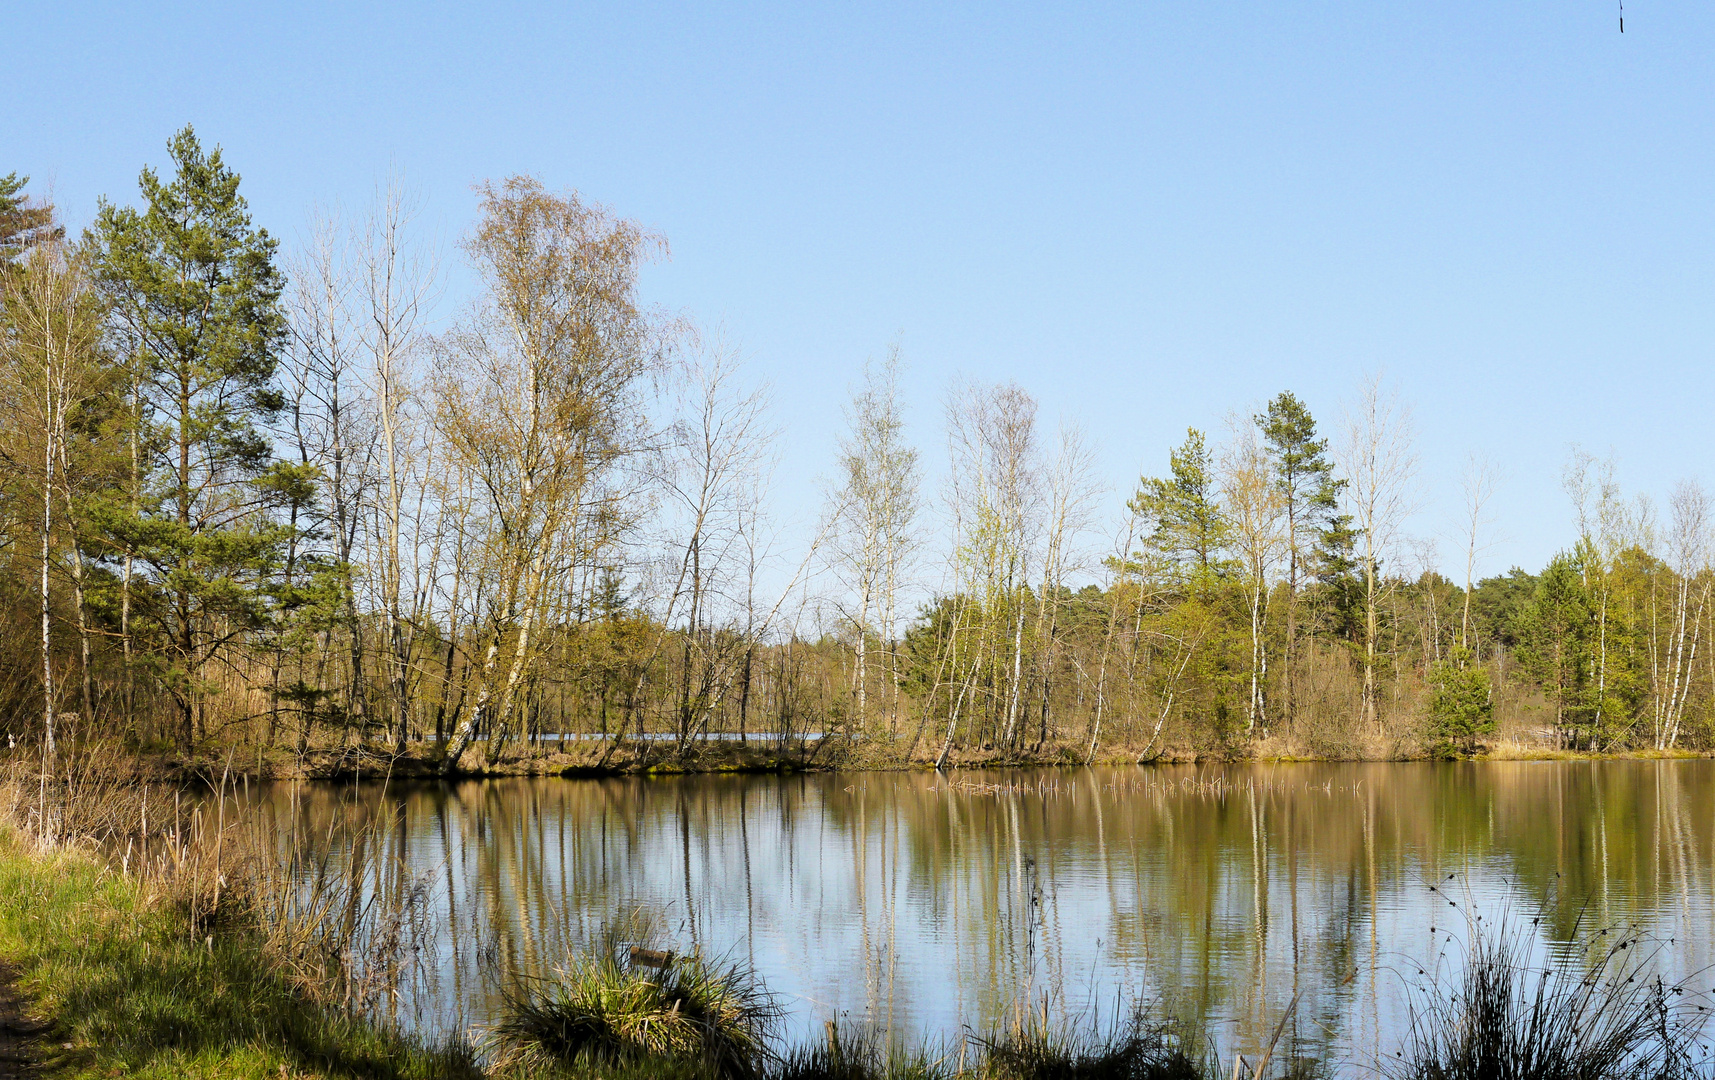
xmin=829 ymin=345 xmax=920 ymax=736
xmin=1456 ymin=455 xmax=1502 ymax=652
xmin=357 ymin=179 xmax=440 ymax=752
xmin=0 ymin=239 xmax=106 ymax=757
xmin=1337 ymin=374 xmax=1419 ymax=726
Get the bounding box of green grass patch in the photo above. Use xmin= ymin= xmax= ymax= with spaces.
xmin=0 ymin=830 xmax=479 ymax=1079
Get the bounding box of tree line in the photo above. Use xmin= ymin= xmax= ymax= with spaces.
xmin=2 ymin=129 xmax=1710 ymax=770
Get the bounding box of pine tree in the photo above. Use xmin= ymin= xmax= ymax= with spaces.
xmin=1129 ymin=427 xmax=1231 ymax=586
xmin=1311 ymin=511 xmax=1364 ymax=643
xmin=88 ymin=127 xmax=290 ymax=750
xmin=0 ymin=174 xmax=62 ymax=264
xmin=1257 ymin=392 xmax=1343 ymax=722
xmin=1426 ymin=646 xmax=1494 ymax=757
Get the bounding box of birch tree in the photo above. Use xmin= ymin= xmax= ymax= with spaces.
xmin=661 ymin=339 xmax=774 ymax=750
xmin=1563 ymin=449 xmax=1629 ymax=749
xmin=1656 ymin=480 xmax=1709 ymax=749
xmin=357 ymin=181 xmax=439 ymax=752
xmin=1336 ymin=375 xmax=1418 ymax=727
xmin=830 ymin=346 xmax=919 ymax=736
xmin=283 ymin=212 xmax=373 ymax=746
xmin=0 ymin=239 xmax=107 ymax=755
xmin=437 ymin=177 xmax=664 ymax=775
xmin=1221 ymin=419 xmax=1286 ymax=734
xmin=939 ymin=379 xmax=1039 ymax=759
xmin=1031 ymin=422 xmax=1100 ymax=747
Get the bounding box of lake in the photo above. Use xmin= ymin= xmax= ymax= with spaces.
xmin=249 ymin=761 xmax=1715 ymax=1065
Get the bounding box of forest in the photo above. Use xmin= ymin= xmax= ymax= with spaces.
xmin=3 ymin=127 xmax=1711 ymax=774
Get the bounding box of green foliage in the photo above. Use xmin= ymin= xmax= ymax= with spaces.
xmin=1510 ymin=547 xmax=1653 ymax=750
xmin=977 ymin=1009 xmax=1210 ymax=1080
xmin=1426 ymin=648 xmax=1494 ymax=756
xmin=1468 ymin=568 xmax=1537 ymax=651
xmin=1129 ymin=428 xmax=1231 ymax=587
xmin=86 ymin=126 xmax=292 ymax=748
xmin=1256 ymin=391 xmax=1344 ymax=584
xmin=489 ymin=944 xmax=779 ymax=1079
xmin=1309 ymin=512 xmax=1363 ymax=643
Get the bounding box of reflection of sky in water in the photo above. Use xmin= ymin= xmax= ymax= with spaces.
xmin=257 ymin=761 xmax=1715 ymax=1062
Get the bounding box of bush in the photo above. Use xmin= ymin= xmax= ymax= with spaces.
xmin=977 ymin=1006 xmax=1209 ymax=1080
xmin=489 ymin=940 xmax=780 ymax=1079
xmin=1426 ymin=649 xmax=1494 ymax=757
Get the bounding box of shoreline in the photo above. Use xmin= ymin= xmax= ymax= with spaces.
xmin=102 ymin=738 xmax=1715 ymax=787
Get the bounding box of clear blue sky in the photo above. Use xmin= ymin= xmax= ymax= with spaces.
xmin=10 ymin=1 xmax=1712 ymax=581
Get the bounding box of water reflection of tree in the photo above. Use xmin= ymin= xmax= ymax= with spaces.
xmin=257 ymin=761 xmax=1715 ymax=1053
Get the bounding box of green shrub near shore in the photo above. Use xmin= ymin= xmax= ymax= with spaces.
xmin=488 ymin=942 xmax=778 ymax=1078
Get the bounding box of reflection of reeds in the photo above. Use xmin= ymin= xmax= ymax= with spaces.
xmin=1394 ymin=916 xmax=1711 ymax=1080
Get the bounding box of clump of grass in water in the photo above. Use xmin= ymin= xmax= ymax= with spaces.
xmin=775 ymin=1006 xmax=1247 ymax=1080
xmin=1393 ymin=913 xmax=1712 ymax=1080
xmin=773 ymin=1024 xmax=960 ymax=1080
xmin=975 ymin=1004 xmax=1212 ymax=1080
xmin=488 ymin=937 xmax=781 ymax=1078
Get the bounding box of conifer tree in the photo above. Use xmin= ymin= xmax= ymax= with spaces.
xmin=1130 ymin=427 xmax=1231 ymax=586
xmin=88 ymin=127 xmax=289 ymax=750
xmin=1257 ymin=392 xmax=1343 ymax=722
xmin=0 ymin=174 xmax=62 ymax=264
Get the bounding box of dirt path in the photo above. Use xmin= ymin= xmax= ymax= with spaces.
xmin=0 ymin=964 xmax=41 ymax=1078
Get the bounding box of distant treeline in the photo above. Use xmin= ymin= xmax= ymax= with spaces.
xmin=1 ymin=129 xmax=1709 ymax=769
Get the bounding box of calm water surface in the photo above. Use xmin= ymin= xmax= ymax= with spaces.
xmin=252 ymin=762 xmax=1715 ymax=1063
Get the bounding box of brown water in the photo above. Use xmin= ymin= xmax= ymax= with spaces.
xmin=251 ymin=761 xmax=1715 ymax=1062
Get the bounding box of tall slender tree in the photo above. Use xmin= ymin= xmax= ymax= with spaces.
xmin=89 ymin=127 xmax=289 ymax=750
xmin=1257 ymin=392 xmax=1342 ymax=723
xmin=0 ymin=237 xmax=108 ymax=755
xmin=830 ymin=346 xmax=920 ymax=735
xmin=1336 ymin=376 xmax=1417 ymax=726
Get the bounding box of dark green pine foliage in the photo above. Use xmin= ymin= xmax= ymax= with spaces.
xmin=0 ymin=173 xmax=63 ymax=263
xmin=1310 ymin=511 xmax=1364 ymax=643
xmin=1128 ymin=427 xmax=1232 ymax=588
xmin=1469 ymin=567 xmax=1538 ymax=652
xmin=1515 ymin=552 xmax=1597 ymax=748
xmin=1256 ymin=392 xmax=1344 ymax=589
xmin=1427 ymin=646 xmax=1495 ymax=756
xmin=1257 ymin=391 xmax=1344 ymax=716
xmin=88 ymin=127 xmax=290 ymax=750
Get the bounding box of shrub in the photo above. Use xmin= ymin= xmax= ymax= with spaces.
xmin=489 ymin=940 xmax=780 ymax=1079
xmin=1426 ymin=649 xmax=1494 ymax=757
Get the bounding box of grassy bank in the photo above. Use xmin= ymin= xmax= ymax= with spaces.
xmin=0 ymin=830 xmax=480 ymax=1079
